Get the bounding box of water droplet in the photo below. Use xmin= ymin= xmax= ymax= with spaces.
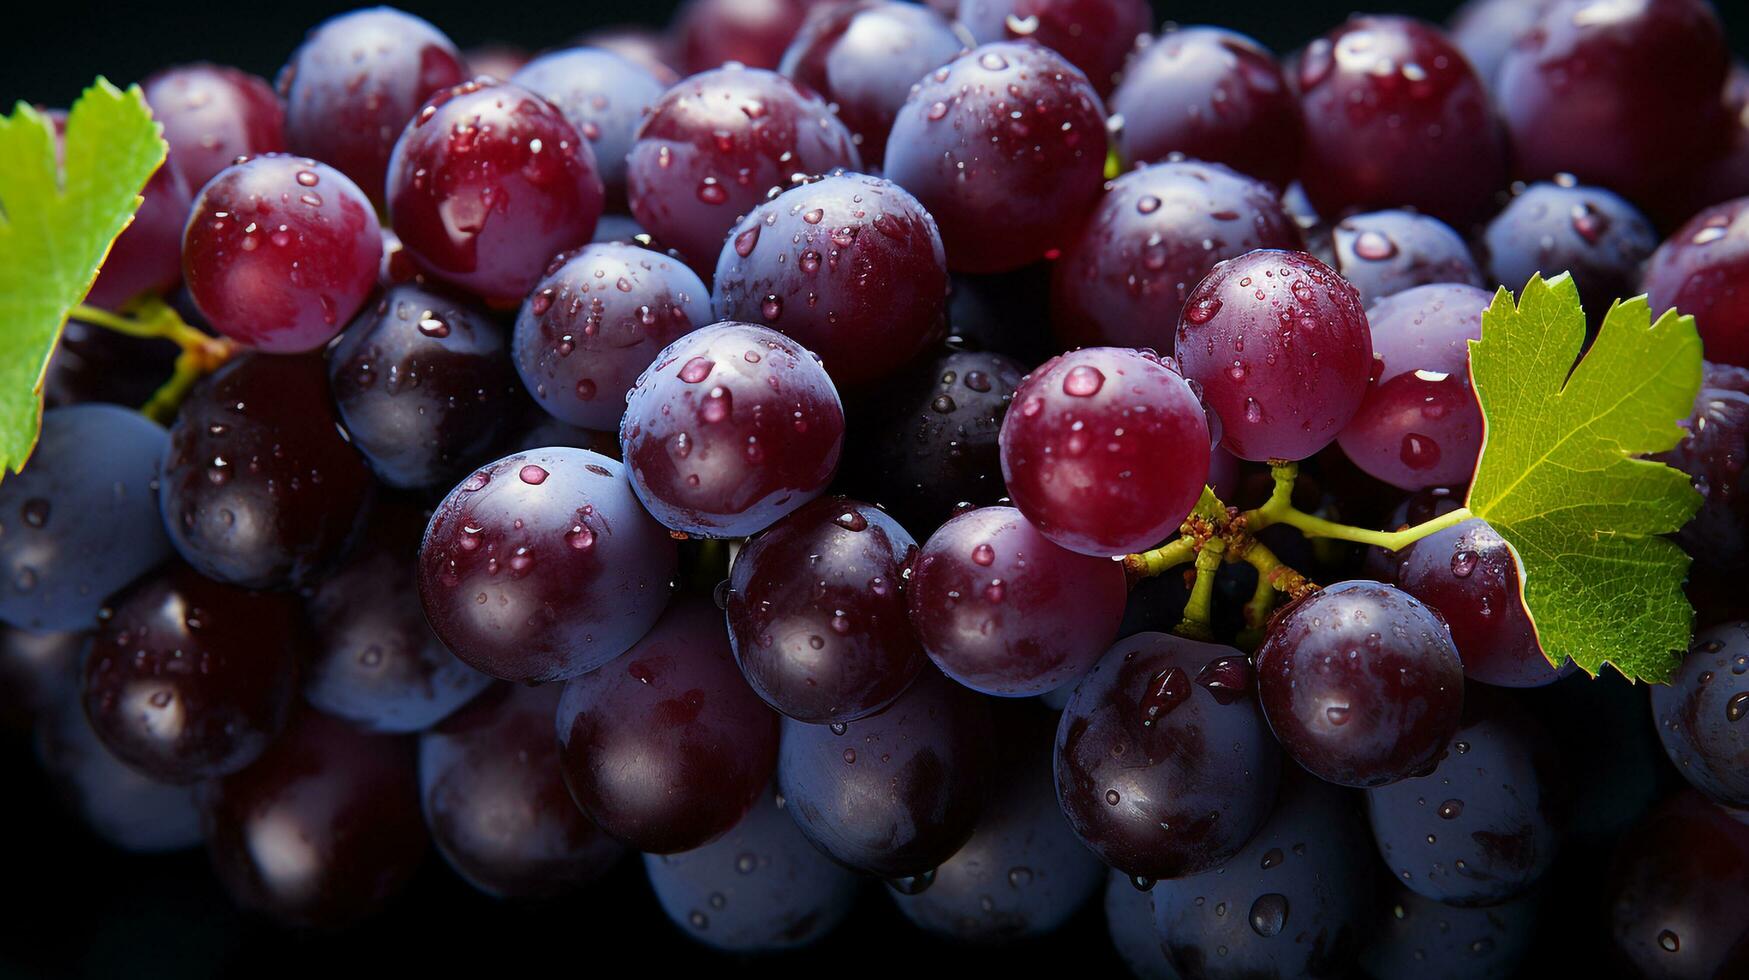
xmin=733 ymin=226 xmax=760 ymax=256
xmin=1727 ymin=691 xmax=1749 ymax=722
xmin=889 ymin=870 xmax=936 ymax=895
xmin=1063 ymin=365 xmax=1105 ymax=397
xmin=679 ymin=356 xmax=715 ymax=383
xmin=20 ymin=498 xmax=50 ymax=528
xmin=1658 ymin=929 xmax=1680 ymax=953
xmin=1140 ymin=666 xmax=1191 ymax=727
xmin=1352 ymin=229 xmax=1399 ymax=260
xmin=1438 ymin=799 xmax=1464 ymax=819
xmin=1450 ymin=551 xmax=1478 ymax=577
xmin=519 ymin=464 xmax=549 ymax=485
xmin=971 ymin=543 xmax=995 ymax=566
xmin=1248 ymin=894 xmax=1289 ymax=937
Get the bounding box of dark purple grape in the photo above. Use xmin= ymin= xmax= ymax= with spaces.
xmin=626 ymin=65 xmax=861 ymax=270
xmin=644 ymin=786 xmax=860 ymax=952
xmin=1660 ymin=382 xmax=1749 ymax=575
xmin=1051 ymin=160 xmax=1305 ymax=351
xmin=0 ymin=626 xmax=81 ymax=731
xmin=725 ymin=496 xmax=923 ymax=722
xmin=142 ymin=63 xmax=286 ymax=191
xmin=1104 ymin=871 xmax=1181 ymax=980
xmin=511 ymin=47 xmax=668 ymax=208
xmin=419 ymin=684 xmax=623 ymax=898
xmin=556 ymin=599 xmax=779 ymax=853
xmin=1360 ymin=880 xmax=1541 ymax=980
xmin=883 ymin=42 xmax=1107 ymax=274
xmin=82 ymin=565 xmax=298 ymax=783
xmin=1644 ymin=198 xmax=1749 ymax=369
xmin=955 ymin=0 xmax=1151 ymax=95
xmin=675 ymin=0 xmax=824 ymax=74
xmin=1651 ymin=622 xmax=1749 ymax=808
xmin=417 ymin=448 xmax=676 ymax=683
xmin=1176 ymin=249 xmax=1372 ymax=463
xmin=202 ymin=710 xmax=426 ymax=928
xmin=778 ymin=666 xmax=994 ymax=878
xmin=1110 ymin=26 xmax=1302 ymax=188
xmin=43 ymin=318 xmax=181 ymax=410
xmin=713 ymin=172 xmax=948 ymax=389
xmin=1329 ymin=210 xmax=1484 ymax=309
xmin=1606 ymin=790 xmax=1749 ymax=980
xmin=278 ymin=7 xmax=468 ymax=204
xmin=1481 ymin=179 xmax=1657 ymax=325
xmin=159 ymin=353 xmax=374 ymax=590
xmin=1255 ymin=581 xmax=1464 ymax=788
xmin=619 ymin=321 xmax=846 ymax=538
xmin=85 ymin=149 xmax=191 ymax=310
xmin=0 ymin=405 xmax=170 ymax=632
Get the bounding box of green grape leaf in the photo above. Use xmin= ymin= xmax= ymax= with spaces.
xmin=0 ymin=78 xmax=166 ymax=474
xmin=1467 ymin=273 xmax=1702 ymax=684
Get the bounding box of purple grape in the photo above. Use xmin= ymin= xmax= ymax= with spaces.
xmin=1360 ymin=881 xmax=1541 ymax=980
xmin=143 ymin=63 xmax=286 ymax=192
xmin=1658 ymin=380 xmax=1749 ymax=573
xmin=954 ymin=0 xmax=1151 ymax=95
xmin=675 ymin=0 xmax=826 ymax=74
xmin=1605 ymin=790 xmax=1749 ymax=979
xmin=1329 ymin=210 xmax=1484 ymax=309
xmin=1643 ymin=198 xmax=1749 ymax=369
xmin=1651 ymin=621 xmax=1749 ymax=808
xmin=511 ymin=47 xmax=669 ymax=209
xmin=84 ymin=146 xmax=191 ymax=311
xmin=1104 ymin=871 xmax=1181 ymax=980
xmin=1481 ymin=179 xmax=1657 ymax=326
xmin=1448 ymin=0 xmax=1552 ymax=88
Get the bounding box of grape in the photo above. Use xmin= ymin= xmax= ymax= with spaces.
xmin=1108 ymin=26 xmax=1303 ymax=188
xmin=1650 ymin=621 xmax=1749 ymax=808
xmin=1643 ymin=198 xmax=1749 ymax=369
xmin=329 ymin=283 xmax=520 ymax=490
xmin=644 ymin=786 xmax=860 ymax=952
xmin=1677 ymin=66 xmax=1749 ymax=223
xmin=142 ymin=63 xmax=286 ymax=191
xmin=202 ymin=709 xmax=426 ymax=928
xmin=1176 ymin=249 xmax=1372 ymax=463
xmin=1328 ymin=210 xmax=1485 ymax=309
xmin=1605 ymin=790 xmax=1749 ymax=980
xmin=954 ymin=0 xmax=1151 ymax=96
xmin=510 ymin=47 xmax=668 ymax=208
xmin=555 ymin=599 xmax=779 ymax=853
xmin=1359 ymin=881 xmax=1541 ymax=980
xmin=0 ymin=627 xmax=81 ymax=731
xmin=1335 ymin=284 xmax=1489 ymax=491
xmin=882 ymin=42 xmax=1107 ymax=274
xmin=1295 ymin=16 xmax=1507 ymax=226
xmin=1255 ymin=581 xmax=1464 ymax=788
xmin=675 ymin=0 xmax=825 ymax=74
xmin=619 ymin=322 xmax=846 ymax=538
xmin=82 ymin=565 xmax=298 ymax=783
xmin=159 ymin=353 xmax=374 ymax=590
xmin=908 ymin=505 xmax=1127 ymax=696
xmin=999 ymin=347 xmax=1211 ymax=557
xmin=712 ymin=172 xmax=948 ymax=389
xmin=182 ymin=155 xmax=382 ymax=353
xmin=1051 ymin=161 xmax=1305 ymax=351
xmin=44 ymin=318 xmax=181 ymax=410
xmin=1104 ymin=871 xmax=1182 ymax=980
xmin=417 ymin=448 xmax=676 ymax=683
xmin=0 ymin=405 xmax=171 ymax=632
xmin=1481 ymin=179 xmax=1657 ymax=327
xmin=387 ymin=79 xmax=606 ymax=304
xmin=777 ymin=666 xmax=994 ymax=879
xmin=278 ymin=7 xmax=467 ymax=204
xmin=84 ymin=147 xmax=191 ymax=311
xmin=1659 ymin=382 xmax=1749 ymax=573
xmin=626 ymin=66 xmax=861 ymax=270
xmin=1448 ymin=0 xmax=1551 ymax=88
xmin=724 ymin=496 xmax=924 ymax=722
xmin=779 ymin=1 xmax=971 ymax=162
xmin=419 ymin=683 xmax=623 ymax=898
xmin=1150 ymin=772 xmax=1376 ymax=980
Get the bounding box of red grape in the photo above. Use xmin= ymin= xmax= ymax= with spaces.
xmin=1448 ymin=0 xmax=1551 ymax=88
xmin=511 ymin=47 xmax=669 ymax=208
xmin=143 ymin=63 xmax=286 ymax=191
xmin=1605 ymin=790 xmax=1749 ymax=979
xmin=674 ymin=0 xmax=827 ymax=74
xmin=955 ymin=0 xmax=1151 ymax=96
xmin=85 ymin=154 xmax=191 ymax=310
xmin=1643 ymin=198 xmax=1749 ymax=368
xmin=1329 ymin=209 xmax=1484 ymax=309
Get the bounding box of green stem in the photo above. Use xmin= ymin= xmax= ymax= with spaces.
xmin=1174 ymin=535 xmax=1225 ymax=641
xmin=1247 ymin=461 xmax=1472 ymax=553
xmin=1123 ymin=535 xmax=1197 ymax=581
xmin=71 ymin=298 xmax=233 ymax=420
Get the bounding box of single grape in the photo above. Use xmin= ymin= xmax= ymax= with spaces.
xmin=1051 ymin=160 xmax=1305 ymax=351
xmin=674 ymin=0 xmax=825 ymax=74
xmin=84 ymin=145 xmax=191 ymax=310
xmin=619 ymin=321 xmax=846 ymax=538
xmin=955 ymin=0 xmax=1151 ymax=95
xmin=713 ymin=172 xmax=948 ymax=389
xmin=182 ymin=155 xmax=382 ymax=353
xmin=1104 ymin=871 xmax=1182 ymax=980
xmin=1328 ymin=210 xmax=1484 ymax=309
xmin=1359 ymin=880 xmax=1541 ymax=980
xmin=159 ymin=353 xmax=374 ymax=590
xmin=511 ymin=47 xmax=668 ymax=209
xmin=142 ymin=63 xmax=286 ymax=191
xmin=278 ymin=7 xmax=468 ymax=204
xmin=1659 ymin=380 xmax=1749 ymax=573
xmin=417 ymin=448 xmax=676 ymax=683
xmin=1255 ymin=581 xmax=1464 ymax=788
xmin=1643 ymin=198 xmax=1749 ymax=368
xmin=999 ymin=347 xmax=1210 ymax=557
xmin=1605 ymin=790 xmax=1749 ymax=980
xmin=0 ymin=405 xmax=171 ymax=632
xmin=1176 ymin=249 xmax=1372 ymax=463
xmin=1109 ymin=26 xmax=1302 ymax=188
xmin=1448 ymin=0 xmax=1551 ymax=88
xmin=1481 ymin=179 xmax=1657 ymax=327
xmin=883 ymin=42 xmax=1107 ymax=274
xmin=0 ymin=627 xmax=81 ymax=732
xmin=82 ymin=565 xmax=298 ymax=783
xmin=1650 ymin=622 xmax=1749 ymax=808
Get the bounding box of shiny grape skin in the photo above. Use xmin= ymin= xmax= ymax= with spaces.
xmin=1176 ymin=250 xmax=1372 ymax=463
xmin=0 ymin=405 xmax=171 ymax=632
xmin=1335 ymin=284 xmax=1489 ymax=491
xmin=778 ymin=1 xmax=971 ymax=163
xmin=954 ymin=0 xmax=1151 ymax=96
xmin=387 ymin=79 xmax=605 ymax=305
xmin=141 ymin=63 xmax=286 ymax=191
xmin=999 ymin=347 xmax=1210 ymax=557
xmin=277 ymin=7 xmax=467 ymax=204
xmin=778 ymin=666 xmax=994 ymax=879
xmin=1255 ymin=581 xmax=1465 ymax=788
xmin=1605 ymin=790 xmax=1749 ymax=980
xmin=1328 ymin=210 xmax=1485 ymax=309
xmin=419 ymin=684 xmax=624 ymax=899
xmin=1481 ymin=180 xmax=1657 ymax=328
xmin=908 ymin=506 xmax=1127 ymax=697
xmin=1658 ymin=383 xmax=1749 ymax=573
xmin=202 ymin=710 xmax=427 ymax=928
xmin=82 ymin=565 xmax=299 ymax=784
xmin=1650 ymin=622 xmax=1749 ymax=808
xmin=1359 ymin=880 xmax=1541 ymax=980
xmin=626 ymin=66 xmax=861 ymax=270
xmin=644 ymin=786 xmax=861 ymax=952
xmin=1055 ymin=632 xmax=1281 ymax=879
xmin=182 ymin=155 xmax=382 ymax=354
xmin=329 ymin=283 xmax=520 ymax=490
xmin=1294 ymin=16 xmax=1507 ymax=227
xmin=1104 ymin=871 xmax=1182 ymax=980
xmin=1448 ymin=0 xmax=1551 ymax=89
xmin=84 ymin=149 xmax=191 ymax=311
xmin=674 ymin=0 xmax=825 ymax=74
xmin=1051 ymin=161 xmax=1305 ymax=351
xmin=514 ymin=243 xmax=712 ymax=431
xmin=1643 ymin=198 xmax=1749 ymax=369
xmin=619 ymin=322 xmax=846 ymax=538
xmin=1108 ymin=26 xmax=1303 ymax=188
xmin=883 ymin=42 xmax=1107 ymax=274
xmin=510 ymin=47 xmax=668 ymax=209
xmin=417 ymin=448 xmax=676 ymax=683
xmin=555 ymin=599 xmax=780 ymax=853
xmin=726 ymin=496 xmax=923 ymax=723
xmin=714 ymin=172 xmax=948 ymax=390
xmin=159 ymin=354 xmax=374 ymax=590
